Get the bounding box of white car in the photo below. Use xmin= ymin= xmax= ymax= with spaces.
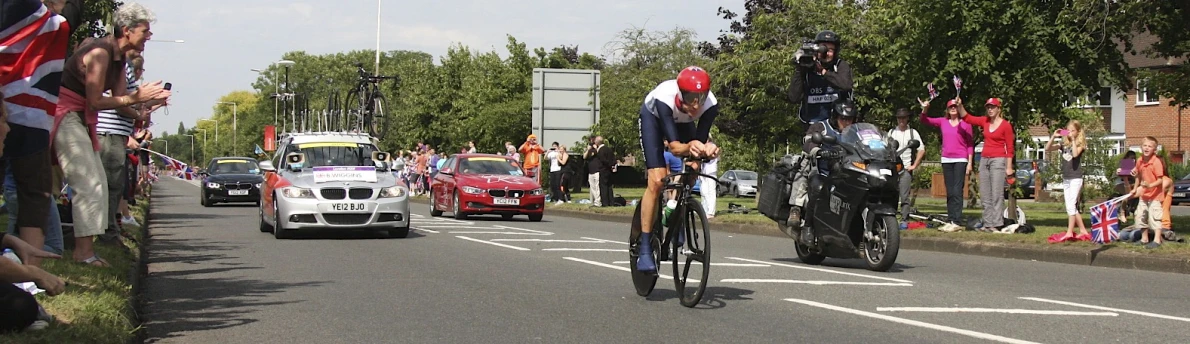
xmin=258 ymin=132 xmax=410 ymax=239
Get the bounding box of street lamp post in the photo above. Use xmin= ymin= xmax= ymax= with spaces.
xmin=183 ymin=134 xmax=195 ymax=164
xmin=197 ymin=129 xmax=208 ymax=163
xmin=218 ymin=102 xmax=238 ymax=155
xmin=199 ymin=119 xmax=218 ymax=156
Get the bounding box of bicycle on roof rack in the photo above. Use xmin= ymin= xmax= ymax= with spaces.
xmin=339 ymin=62 xmax=398 ymax=138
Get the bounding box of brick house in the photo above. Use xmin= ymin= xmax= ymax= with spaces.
xmin=1018 ymin=34 xmax=1187 ymax=165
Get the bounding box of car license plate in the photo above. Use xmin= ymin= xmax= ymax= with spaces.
xmin=1175 ymin=193 xmax=1187 ymax=198
xmin=228 ymin=190 xmax=249 ymax=196
xmin=331 ymin=203 xmax=366 ymax=211
xmin=493 ymin=197 xmax=520 ymax=206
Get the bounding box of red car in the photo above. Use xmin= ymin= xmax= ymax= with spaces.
xmin=429 ymin=154 xmax=546 ymax=221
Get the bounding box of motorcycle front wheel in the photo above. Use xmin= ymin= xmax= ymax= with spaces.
xmin=863 ymin=214 xmax=900 ymax=272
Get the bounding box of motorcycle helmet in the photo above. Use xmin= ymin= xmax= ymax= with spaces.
xmin=832 ymin=98 xmax=857 ymax=119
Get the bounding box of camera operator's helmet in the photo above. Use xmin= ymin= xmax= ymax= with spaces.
xmin=815 ymin=30 xmax=841 ymax=46
xmin=676 ymin=66 xmax=711 ymax=104
xmin=832 ymin=98 xmax=857 ymax=119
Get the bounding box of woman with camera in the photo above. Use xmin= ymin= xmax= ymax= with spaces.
xmin=1045 ymin=120 xmax=1090 ymax=241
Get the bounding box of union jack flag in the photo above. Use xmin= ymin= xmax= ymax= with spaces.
xmin=927 ymin=83 xmax=939 ymax=100
xmin=1090 ymin=196 xmax=1126 ymax=244
xmin=0 ymin=1 xmax=70 ymax=132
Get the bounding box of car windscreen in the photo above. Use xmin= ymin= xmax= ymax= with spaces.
xmin=291 ymin=142 xmax=378 ymax=167
xmin=736 ymin=171 xmax=758 ymax=180
xmin=458 ymin=157 xmax=523 ymax=176
xmin=209 ymin=160 xmax=258 ymax=175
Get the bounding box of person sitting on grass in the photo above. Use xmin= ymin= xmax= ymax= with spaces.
xmin=0 ymin=219 xmax=67 ymax=333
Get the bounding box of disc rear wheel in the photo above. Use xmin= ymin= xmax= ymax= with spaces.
xmin=629 ymin=202 xmax=659 ymax=297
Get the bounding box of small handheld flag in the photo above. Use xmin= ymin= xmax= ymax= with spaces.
xmin=953 ymin=75 xmax=963 ymax=97
xmin=255 ymin=144 xmax=265 ymax=156
xmin=927 ymin=83 xmax=939 ymax=100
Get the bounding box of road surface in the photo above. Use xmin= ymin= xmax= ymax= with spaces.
xmin=143 ymin=178 xmax=1190 ymax=343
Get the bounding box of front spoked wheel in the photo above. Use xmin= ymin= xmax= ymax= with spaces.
xmin=629 ymin=202 xmax=659 ymax=297
xmin=863 ymin=213 xmax=900 ymax=272
xmin=366 ymin=95 xmax=388 ymax=139
xmin=673 ymin=199 xmax=710 ymax=308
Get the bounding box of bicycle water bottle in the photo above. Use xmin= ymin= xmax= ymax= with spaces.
xmin=663 ymin=199 xmax=678 ymax=226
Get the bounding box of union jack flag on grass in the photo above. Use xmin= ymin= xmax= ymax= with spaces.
xmin=1090 ymin=196 xmax=1128 ymax=244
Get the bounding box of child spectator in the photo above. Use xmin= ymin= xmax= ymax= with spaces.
xmin=1045 ymin=120 xmax=1089 ymax=241
xmin=1127 ymin=136 xmax=1167 ymax=249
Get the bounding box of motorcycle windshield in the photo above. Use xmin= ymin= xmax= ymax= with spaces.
xmin=839 ymin=123 xmax=890 ymax=161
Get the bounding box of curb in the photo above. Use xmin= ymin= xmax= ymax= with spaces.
xmin=130 ymin=192 xmax=152 ymax=344
xmin=410 ymin=198 xmax=1190 ymax=275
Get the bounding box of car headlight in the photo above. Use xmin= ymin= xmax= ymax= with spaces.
xmin=254 ymin=183 xmax=262 ymax=189
xmin=206 ymin=182 xmax=221 ymax=189
xmin=461 ymin=186 xmax=484 ymax=194
xmin=379 ymin=185 xmax=407 ymax=198
xmin=530 ymin=188 xmax=544 ymax=195
xmin=280 ymin=187 xmax=315 ymax=198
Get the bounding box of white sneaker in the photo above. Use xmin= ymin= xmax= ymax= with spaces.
xmin=121 ymin=216 xmax=141 ymax=228
xmin=555 ymin=201 xmax=564 ymax=205
xmin=26 ymin=320 xmax=48 ymax=331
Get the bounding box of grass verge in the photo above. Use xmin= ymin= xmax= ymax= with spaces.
xmin=547 ymin=187 xmax=1190 ymax=257
xmin=0 ymin=188 xmax=149 ymax=344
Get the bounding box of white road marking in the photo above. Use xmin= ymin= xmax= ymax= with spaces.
xmin=784 ymin=299 xmax=1040 ymax=344
xmin=1020 ymin=297 xmax=1190 ymax=322
xmin=490 ymin=239 xmax=616 ymax=243
xmin=456 ymin=236 xmax=530 ymax=251
xmin=723 ymin=279 xmax=911 ymax=286
xmin=611 ymin=261 xmax=770 ymax=267
xmin=562 ymin=257 xmax=694 ymax=282
xmin=876 ymin=307 xmax=1117 ymax=316
xmin=726 ymin=257 xmax=914 ymax=284
xmin=542 ymin=248 xmax=625 ymax=252
xmin=410 ymin=227 xmax=439 ymax=233
xmin=580 ymin=237 xmax=622 ymax=244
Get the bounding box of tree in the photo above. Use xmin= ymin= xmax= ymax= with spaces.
xmin=1126 ymin=1 xmax=1190 ymax=108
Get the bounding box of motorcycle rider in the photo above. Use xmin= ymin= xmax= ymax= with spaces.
xmin=785 ymin=30 xmax=854 ymax=226
xmin=795 ymin=99 xmax=858 ymax=244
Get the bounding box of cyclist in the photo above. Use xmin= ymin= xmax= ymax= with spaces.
xmin=636 ymin=66 xmax=720 ymax=272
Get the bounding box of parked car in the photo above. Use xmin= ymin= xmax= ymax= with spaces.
xmin=1173 ymin=173 xmax=1190 ymax=205
xmin=718 ymin=170 xmax=758 ymax=197
xmin=429 ymin=154 xmax=546 ymax=221
xmin=200 ymin=157 xmax=263 ymax=207
xmin=258 ymin=132 xmax=410 ymax=239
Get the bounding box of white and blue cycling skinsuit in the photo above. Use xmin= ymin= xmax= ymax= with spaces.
xmin=638 ymin=80 xmax=720 ymax=168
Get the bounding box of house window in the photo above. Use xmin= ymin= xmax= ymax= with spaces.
xmin=1137 ymin=79 xmax=1159 ymax=105
xmin=1097 ymin=86 xmax=1112 ymax=107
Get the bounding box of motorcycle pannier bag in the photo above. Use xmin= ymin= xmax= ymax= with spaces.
xmin=757 ymin=155 xmax=798 ymax=222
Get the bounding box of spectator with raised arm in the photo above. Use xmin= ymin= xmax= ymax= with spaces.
xmin=519 ymin=134 xmax=545 ymax=184
xmin=52 ymin=2 xmax=170 ymax=267
xmin=1045 ymin=120 xmax=1090 ymax=241
xmin=957 ymin=97 xmax=1014 ymax=232
xmin=919 ymin=97 xmax=974 ymax=225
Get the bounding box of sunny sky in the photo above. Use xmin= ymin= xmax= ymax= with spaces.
xmin=135 ymin=0 xmax=744 ymax=137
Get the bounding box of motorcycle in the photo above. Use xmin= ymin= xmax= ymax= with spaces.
xmin=777 ymin=123 xmax=919 ymax=272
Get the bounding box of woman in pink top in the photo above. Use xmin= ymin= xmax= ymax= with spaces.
xmin=918 ymin=97 xmax=974 ymax=224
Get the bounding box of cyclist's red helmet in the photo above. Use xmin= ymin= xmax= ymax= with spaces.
xmin=676 ymin=66 xmax=710 ymax=105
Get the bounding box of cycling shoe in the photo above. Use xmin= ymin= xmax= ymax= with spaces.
xmin=637 ymin=233 xmax=657 ymax=272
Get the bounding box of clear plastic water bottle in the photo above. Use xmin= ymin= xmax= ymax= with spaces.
xmin=2 ymin=248 xmax=20 ymax=264
xmin=662 ymin=199 xmax=678 ymax=226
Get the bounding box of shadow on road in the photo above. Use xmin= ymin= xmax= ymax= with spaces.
xmin=143 ymin=237 xmax=330 ymax=343
xmin=643 ymin=286 xmax=755 ymax=310
xmin=773 ymin=257 xmax=916 ymax=273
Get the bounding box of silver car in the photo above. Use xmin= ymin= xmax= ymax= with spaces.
xmin=258 ymin=133 xmax=410 ymax=239
xmin=718 ymin=170 xmax=758 ymax=197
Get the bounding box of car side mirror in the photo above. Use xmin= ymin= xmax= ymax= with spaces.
xmin=907 ymin=139 xmax=921 ymax=150
xmin=284 ymin=152 xmax=306 ymax=172
xmin=259 ymin=161 xmax=276 ymax=172
xmin=439 ymin=168 xmax=453 ymax=175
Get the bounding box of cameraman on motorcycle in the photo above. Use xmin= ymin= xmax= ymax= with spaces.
xmin=784 ymin=30 xmax=854 ymax=228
